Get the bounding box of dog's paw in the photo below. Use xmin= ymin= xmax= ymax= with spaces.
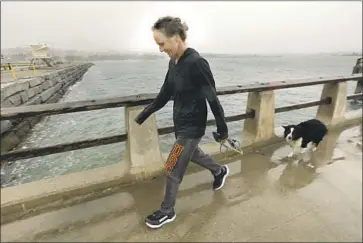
xmin=306 ymin=163 xmax=316 ymax=170
xmin=287 ymin=152 xmax=294 ymax=158
xmin=300 ymin=148 xmax=307 ymax=154
xmin=312 ymin=147 xmax=317 ymax=152
xmin=291 ymin=160 xmax=300 ymax=166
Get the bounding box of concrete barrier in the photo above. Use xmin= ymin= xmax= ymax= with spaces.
xmin=352 ymin=58 xmax=362 ymax=96
xmin=242 ymin=90 xmax=277 ymax=146
xmin=1 ymin=70 xmax=362 ymax=224
xmin=1 ymin=63 xmax=94 ymax=153
xmin=124 ymin=105 xmax=165 ymax=180
xmin=1 ymin=109 xmax=361 ymax=225
xmin=316 ymin=82 xmax=348 ymax=126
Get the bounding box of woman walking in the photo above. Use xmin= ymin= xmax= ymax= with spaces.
xmin=135 ymin=16 xmax=230 ymax=229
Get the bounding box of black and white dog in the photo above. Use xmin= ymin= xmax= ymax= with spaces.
xmin=282 ymin=119 xmax=328 ymax=158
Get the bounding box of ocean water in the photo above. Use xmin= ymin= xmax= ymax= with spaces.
xmin=1 ymin=54 xmax=361 ymax=187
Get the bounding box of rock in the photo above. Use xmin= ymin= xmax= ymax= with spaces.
xmin=8 ymin=94 xmax=22 ymax=106
xmin=1 ymin=83 xmax=23 ymax=102
xmin=20 ymin=91 xmax=29 ymax=103
xmin=28 ymin=77 xmax=43 ymax=87
xmin=1 ymin=121 xmax=12 ymax=135
xmin=41 ymin=83 xmax=62 ymax=102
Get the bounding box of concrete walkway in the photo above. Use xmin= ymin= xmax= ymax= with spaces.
xmin=1 ymin=125 xmax=362 ymax=242
xmin=0 ymin=63 xmax=78 ymax=87
xmin=1 ymin=69 xmax=51 ymax=85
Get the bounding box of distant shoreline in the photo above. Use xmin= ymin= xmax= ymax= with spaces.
xmin=1 ymin=50 xmax=361 ymax=63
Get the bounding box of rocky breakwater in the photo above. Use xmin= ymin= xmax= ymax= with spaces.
xmin=1 ymin=63 xmax=94 ymax=154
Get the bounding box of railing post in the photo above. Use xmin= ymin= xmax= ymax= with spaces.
xmin=316 ymin=81 xmax=347 ymax=126
xmin=354 ymin=79 xmax=362 ymax=94
xmin=10 ymin=64 xmax=17 ymax=80
xmin=242 ymin=90 xmax=276 ymax=145
xmin=352 ymin=59 xmax=362 ymax=95
xmin=32 ymin=64 xmax=38 ymax=76
xmin=124 ymin=105 xmax=164 ymax=179
xmin=310 ymin=127 xmax=341 ymax=168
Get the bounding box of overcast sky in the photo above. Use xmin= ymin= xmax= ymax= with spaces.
xmin=1 ymin=1 xmax=362 ymax=54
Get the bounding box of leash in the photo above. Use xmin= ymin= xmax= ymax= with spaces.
xmin=213 ymin=132 xmax=243 ymax=155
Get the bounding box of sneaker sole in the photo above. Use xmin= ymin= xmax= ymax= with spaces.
xmin=214 ymin=165 xmax=230 ymax=191
xmin=145 ymin=214 xmax=176 ymax=229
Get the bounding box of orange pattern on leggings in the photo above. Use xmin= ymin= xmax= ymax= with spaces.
xmin=165 ymin=143 xmax=184 ymax=175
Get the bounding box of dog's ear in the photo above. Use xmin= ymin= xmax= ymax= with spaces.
xmin=282 ymin=125 xmax=288 ymax=130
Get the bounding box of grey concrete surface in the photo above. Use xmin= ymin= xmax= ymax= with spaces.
xmin=1 ymin=63 xmax=80 ymax=86
xmin=1 ymin=69 xmax=51 ymax=86
xmin=1 ymin=125 xmax=362 ymax=242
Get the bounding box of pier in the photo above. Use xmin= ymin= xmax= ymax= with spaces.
xmin=1 ymin=64 xmax=362 ymax=241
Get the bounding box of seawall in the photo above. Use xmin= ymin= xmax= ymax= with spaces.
xmin=1 ymin=63 xmax=94 ymax=153
xmin=0 ymin=111 xmax=361 ymax=225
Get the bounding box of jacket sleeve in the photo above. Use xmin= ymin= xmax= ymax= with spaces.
xmin=135 ymin=70 xmax=172 ymax=124
xmin=192 ymin=58 xmax=228 ymax=135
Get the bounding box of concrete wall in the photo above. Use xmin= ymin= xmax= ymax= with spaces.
xmin=1 ymin=63 xmax=94 ymax=153
xmin=1 ymin=111 xmax=361 ymax=225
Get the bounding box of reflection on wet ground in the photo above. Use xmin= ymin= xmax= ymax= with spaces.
xmin=1 ymin=125 xmax=362 ymax=242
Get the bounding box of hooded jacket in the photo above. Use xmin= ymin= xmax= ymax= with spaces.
xmin=135 ymin=48 xmax=228 ymax=139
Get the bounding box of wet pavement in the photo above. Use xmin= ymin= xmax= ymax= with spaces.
xmin=1 ymin=125 xmax=362 ymax=242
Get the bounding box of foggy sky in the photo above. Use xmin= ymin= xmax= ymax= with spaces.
xmin=1 ymin=1 xmax=362 ymax=54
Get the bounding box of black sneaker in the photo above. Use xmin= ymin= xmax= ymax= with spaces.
xmin=213 ymin=165 xmax=229 ymax=190
xmin=145 ymin=210 xmax=176 ymax=229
